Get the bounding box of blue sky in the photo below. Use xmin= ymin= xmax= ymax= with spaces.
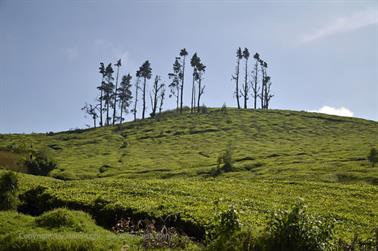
xmin=0 ymin=0 xmax=377 ymax=133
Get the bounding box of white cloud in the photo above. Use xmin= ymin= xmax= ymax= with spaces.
xmin=92 ymin=39 xmax=129 ymax=64
xmin=299 ymin=8 xmax=378 ymax=43
xmin=309 ymin=106 xmax=354 ymax=117
xmin=61 ymin=48 xmax=78 ymax=60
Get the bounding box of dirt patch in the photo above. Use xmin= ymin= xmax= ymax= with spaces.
xmin=0 ymin=150 xmax=25 ymax=171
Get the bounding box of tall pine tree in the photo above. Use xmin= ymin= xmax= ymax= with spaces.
xmin=139 ymin=61 xmax=152 ymax=119
xmin=118 ymin=74 xmax=133 ymax=124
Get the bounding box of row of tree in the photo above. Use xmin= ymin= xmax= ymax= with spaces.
xmin=82 ymin=49 xmax=209 ymax=127
xmin=232 ymin=47 xmax=273 ymax=110
xmin=82 ymin=47 xmax=273 ymax=127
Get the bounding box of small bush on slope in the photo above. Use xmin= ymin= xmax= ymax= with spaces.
xmin=262 ymin=198 xmax=335 ymax=251
xmin=18 ymin=185 xmax=56 ymax=216
xmin=207 ymin=200 xmax=337 ymax=251
xmin=367 ymin=147 xmax=378 ymax=167
xmin=24 ymin=150 xmax=57 ymax=176
xmin=0 ymin=171 xmax=18 ymax=210
xmin=206 ymin=205 xmax=256 ymax=251
xmin=35 ymin=208 xmax=97 ymax=232
xmin=211 ymin=144 xmax=235 ymax=177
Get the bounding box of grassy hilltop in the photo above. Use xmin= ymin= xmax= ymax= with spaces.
xmin=0 ymin=108 xmax=377 ymax=250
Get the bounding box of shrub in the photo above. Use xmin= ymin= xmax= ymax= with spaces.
xmin=210 ymin=145 xmax=235 ymax=177
xmin=207 ymin=229 xmax=256 ymax=251
xmin=18 ymin=186 xmax=57 ymax=216
xmin=337 ymin=229 xmax=377 ymax=251
xmin=209 ymin=167 xmax=223 ymax=177
xmin=99 ymin=165 xmax=109 ymax=173
xmin=217 ymin=144 xmax=234 ymax=172
xmin=367 ymin=147 xmax=378 ymax=167
xmin=24 ymin=150 xmax=57 ymax=176
xmin=221 ymin=103 xmax=227 ymax=113
xmin=207 ymin=206 xmax=257 ymax=251
xmin=263 ymin=198 xmax=335 ymax=251
xmin=0 ymin=171 xmax=19 ymax=210
xmin=215 ymin=205 xmax=241 ymax=236
xmin=199 ymin=105 xmax=209 ymax=114
xmin=35 ymin=208 xmax=97 ymax=232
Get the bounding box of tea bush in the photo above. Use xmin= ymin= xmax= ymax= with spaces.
xmin=0 ymin=171 xmax=18 ymax=210
xmin=24 ymin=150 xmax=57 ymax=176
xmin=263 ymin=198 xmax=335 ymax=251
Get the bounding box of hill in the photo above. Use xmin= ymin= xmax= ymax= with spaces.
xmin=1 ymin=109 xmax=377 ymax=183
xmin=0 ymin=108 xmax=377 ymax=249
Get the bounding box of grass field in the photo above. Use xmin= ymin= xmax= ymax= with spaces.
xmin=0 ymin=108 xmax=377 ymax=250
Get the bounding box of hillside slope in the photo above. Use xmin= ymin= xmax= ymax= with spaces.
xmin=1 ymin=109 xmax=377 ymax=183
xmin=0 ymin=109 xmax=377 ymax=241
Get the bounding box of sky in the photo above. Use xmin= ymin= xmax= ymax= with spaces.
xmin=0 ymin=0 xmax=377 ymax=133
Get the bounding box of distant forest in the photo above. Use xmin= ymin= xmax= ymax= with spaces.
xmin=82 ymin=48 xmax=273 ymax=127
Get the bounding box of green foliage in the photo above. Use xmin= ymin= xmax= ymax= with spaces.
xmin=2 ymin=109 xmax=376 ymax=182
xmin=207 ymin=229 xmax=256 ymax=251
xmin=216 ymin=144 xmax=234 ymax=173
xmin=18 ymin=186 xmax=56 ymax=216
xmin=206 ymin=201 xmax=343 ymax=251
xmin=337 ymin=229 xmax=378 ymax=251
xmin=0 ymin=109 xmax=377 ymax=249
xmin=99 ymin=165 xmax=108 ymax=173
xmin=207 ymin=206 xmax=256 ymax=251
xmin=367 ymin=147 xmax=378 ymax=167
xmin=207 ymin=205 xmax=241 ymax=240
xmin=199 ymin=105 xmax=209 ymax=114
xmin=263 ymin=198 xmax=335 ymax=251
xmin=217 ymin=205 xmax=241 ymax=235
xmin=0 ymin=210 xmax=140 ymax=251
xmin=50 ymin=170 xmax=77 ymax=180
xmin=24 ymin=150 xmax=57 ymax=176
xmin=0 ymin=233 xmax=124 ymax=251
xmin=0 ymin=171 xmax=19 ymax=210
xmin=35 ymin=208 xmax=97 ymax=232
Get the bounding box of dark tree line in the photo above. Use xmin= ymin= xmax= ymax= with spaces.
xmin=232 ymin=47 xmax=274 ymax=110
xmin=83 ymin=47 xmax=274 ymax=127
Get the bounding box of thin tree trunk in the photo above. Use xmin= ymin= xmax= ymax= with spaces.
xmin=264 ymin=81 xmax=268 ymax=109
xmin=153 ymin=93 xmax=157 ymax=117
xmin=244 ymin=58 xmax=248 ymax=109
xmin=99 ymin=88 xmax=103 ymax=127
xmin=264 ymin=81 xmax=269 ymax=109
xmin=180 ymin=57 xmax=185 ymax=113
xmin=133 ymin=78 xmax=139 ymax=121
xmin=152 ymin=87 xmax=158 ymax=117
xmin=159 ymin=93 xmax=164 ymax=114
xmin=133 ymin=77 xmax=139 ymax=121
xmin=112 ymin=65 xmax=120 ymax=125
xmin=260 ymin=68 xmax=265 ymax=109
xmin=253 ymin=61 xmax=258 ymax=109
xmin=177 ymin=86 xmax=180 ymax=111
xmin=236 ymin=59 xmax=241 ymax=109
xmin=191 ymin=76 xmax=195 ymax=113
xmin=197 ymin=78 xmax=201 ymax=113
xmin=106 ymin=101 xmax=110 ymax=125
xmin=119 ymin=101 xmax=124 ymax=124
xmin=193 ymin=83 xmax=196 ymax=112
xmin=142 ymin=77 xmax=146 ymax=119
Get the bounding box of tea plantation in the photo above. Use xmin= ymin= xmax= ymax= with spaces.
xmin=0 ymin=109 xmax=377 ymax=250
